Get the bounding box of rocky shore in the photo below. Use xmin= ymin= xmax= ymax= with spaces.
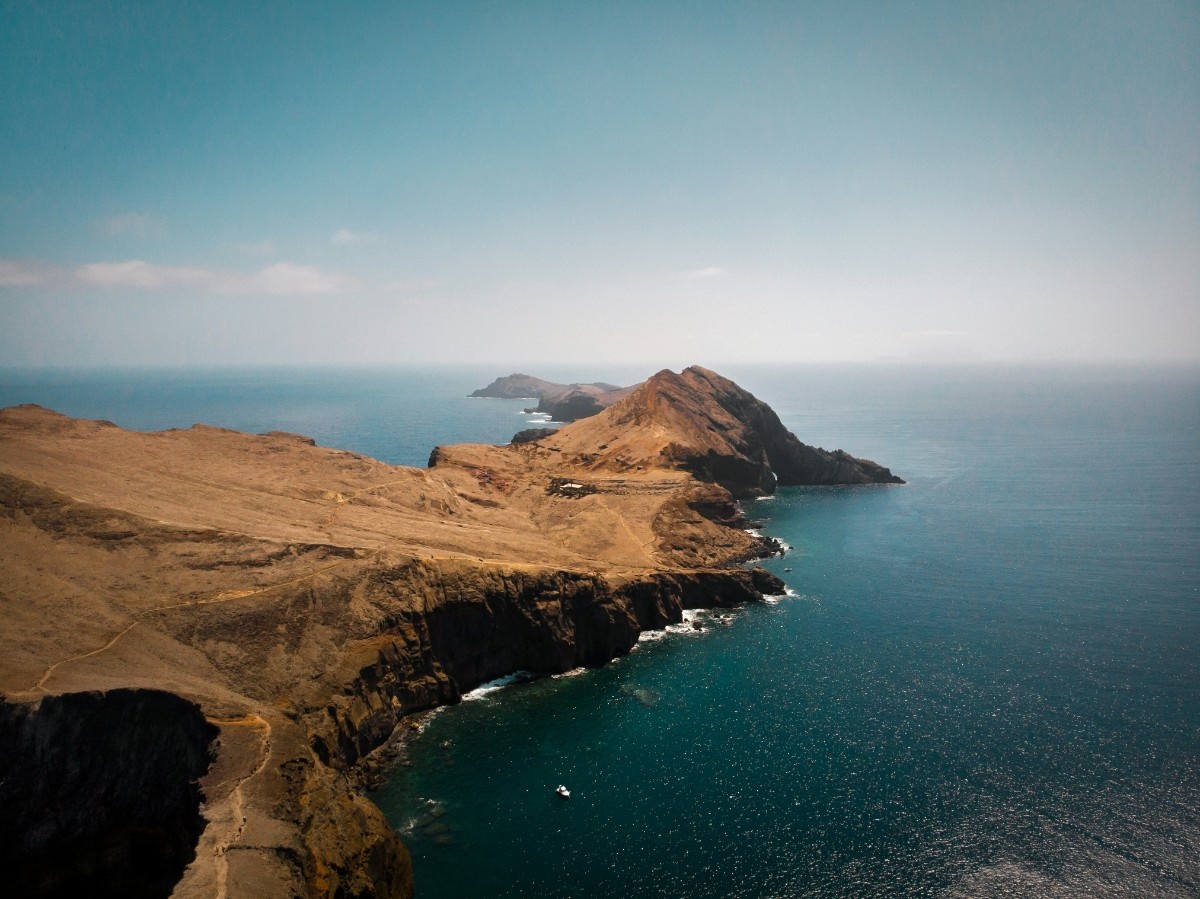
xmin=0 ymin=366 xmax=900 ymax=898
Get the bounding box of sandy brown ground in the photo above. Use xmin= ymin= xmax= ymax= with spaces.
xmin=0 ymin=376 xmax=763 ymax=897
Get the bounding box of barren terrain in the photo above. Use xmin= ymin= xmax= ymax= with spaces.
xmin=0 ymin=367 xmax=900 ymax=898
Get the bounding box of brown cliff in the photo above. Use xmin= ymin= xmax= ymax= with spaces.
xmin=0 ymin=367 xmax=899 ymax=898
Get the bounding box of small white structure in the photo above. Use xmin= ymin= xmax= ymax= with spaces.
xmin=556 ymin=784 xmax=571 ymax=799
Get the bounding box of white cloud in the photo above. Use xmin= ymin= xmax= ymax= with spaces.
xmin=97 ymin=212 xmax=165 ymax=238
xmin=331 ymin=228 xmax=382 ymax=246
xmin=686 ymin=266 xmax=729 ymax=279
xmin=237 ymin=240 xmax=277 ymax=258
xmin=78 ymin=260 xmax=214 ymax=290
xmin=74 ymin=259 xmax=360 ymax=295
xmin=0 ymin=259 xmax=44 ymax=287
xmin=245 ymin=262 xmax=360 ymax=295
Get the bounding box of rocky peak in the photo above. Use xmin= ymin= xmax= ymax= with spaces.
xmin=546 ymin=365 xmax=904 ymax=496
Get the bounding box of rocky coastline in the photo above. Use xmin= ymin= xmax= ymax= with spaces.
xmin=0 ymin=366 xmax=900 ymax=898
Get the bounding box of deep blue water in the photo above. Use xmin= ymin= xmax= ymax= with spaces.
xmin=0 ymin=365 xmax=635 ymax=467
xmin=2 ymin=365 xmax=1197 ymax=896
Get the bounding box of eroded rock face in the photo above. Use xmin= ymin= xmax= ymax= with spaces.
xmin=676 ymin=367 xmax=904 ymax=488
xmin=0 ymin=690 xmax=216 ymax=899
xmin=307 ymin=562 xmax=786 ymax=770
xmin=273 ymin=727 xmax=414 ymax=899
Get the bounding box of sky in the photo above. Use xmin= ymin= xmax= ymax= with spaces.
xmin=1 ymin=0 xmax=1197 ymax=367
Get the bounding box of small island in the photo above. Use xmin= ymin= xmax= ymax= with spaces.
xmin=471 ymin=373 xmax=637 ymax=422
xmin=0 ymin=367 xmax=900 ymax=898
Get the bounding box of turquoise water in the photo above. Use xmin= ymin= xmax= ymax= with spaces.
xmin=0 ymin=365 xmax=633 ymax=467
xmin=371 ymin=366 xmax=1200 ymax=898
xmin=2 ymin=365 xmax=1197 ymax=896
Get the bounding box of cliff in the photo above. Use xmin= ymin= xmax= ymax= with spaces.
xmin=0 ymin=690 xmax=216 ymax=899
xmin=0 ymin=367 xmax=899 ymax=898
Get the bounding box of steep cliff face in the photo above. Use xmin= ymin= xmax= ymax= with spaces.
xmin=676 ymin=367 xmax=903 ymax=488
xmin=0 ymin=690 xmax=216 ymax=899
xmin=510 ymin=427 xmax=558 ymax=445
xmin=305 ymin=560 xmax=785 ymax=770
xmin=268 ymin=720 xmax=414 ymax=899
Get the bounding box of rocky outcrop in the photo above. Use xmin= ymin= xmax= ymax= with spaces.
xmin=537 ymin=383 xmax=638 ymax=420
xmin=0 ymin=690 xmax=216 ymax=899
xmin=529 ymin=385 xmax=633 ymax=422
xmin=534 ymin=389 xmax=608 ymax=421
xmin=269 ymin=721 xmax=414 ymax=899
xmin=546 ymin=366 xmax=903 ymax=496
xmin=676 ymin=367 xmax=904 ymax=489
xmin=510 ymin=427 xmax=558 ymax=445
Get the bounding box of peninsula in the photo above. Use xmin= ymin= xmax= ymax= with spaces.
xmin=0 ymin=366 xmax=901 ymax=898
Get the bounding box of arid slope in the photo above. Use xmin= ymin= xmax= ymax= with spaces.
xmin=0 ymin=367 xmax=899 ymax=898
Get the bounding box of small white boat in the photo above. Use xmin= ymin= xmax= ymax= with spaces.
xmin=556 ymin=784 xmax=571 ymax=798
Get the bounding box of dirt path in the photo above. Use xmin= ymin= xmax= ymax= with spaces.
xmin=595 ymin=496 xmax=658 ymax=565
xmin=318 ymin=476 xmax=419 ymax=539
xmin=208 ymin=713 xmax=272 ymax=899
xmin=27 ymin=551 xmax=372 ymax=694
xmin=32 ymin=619 xmax=142 ymax=693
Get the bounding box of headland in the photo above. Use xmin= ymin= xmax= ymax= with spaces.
xmin=0 ymin=366 xmax=901 ymax=898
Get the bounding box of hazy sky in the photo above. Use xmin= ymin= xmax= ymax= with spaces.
xmin=2 ymin=1 xmax=1197 ymax=367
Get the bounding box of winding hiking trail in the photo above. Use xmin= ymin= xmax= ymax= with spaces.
xmin=208 ymin=712 xmax=272 ymax=899
xmin=32 ymin=619 xmax=142 ymax=693
xmin=27 ymin=553 xmax=370 ymax=695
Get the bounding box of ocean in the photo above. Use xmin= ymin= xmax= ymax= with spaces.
xmin=2 ymin=364 xmax=1197 ymax=897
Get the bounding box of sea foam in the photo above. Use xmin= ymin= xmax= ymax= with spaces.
xmin=461 ymin=670 xmax=535 ymax=700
